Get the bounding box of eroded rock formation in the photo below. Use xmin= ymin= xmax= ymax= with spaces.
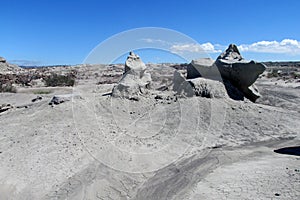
xmin=216 ymin=44 xmax=266 ymax=102
xmin=112 ymin=52 xmax=152 ymax=100
xmin=187 ymin=44 xmax=266 ymax=102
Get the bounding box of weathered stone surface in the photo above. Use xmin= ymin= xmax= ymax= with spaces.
xmin=172 ymin=71 xmax=194 ymax=97
xmin=173 ymin=71 xmax=227 ymax=98
xmin=124 ymin=51 xmax=147 ymax=74
xmin=112 ymin=52 xmax=151 ymax=100
xmin=187 ymin=44 xmax=266 ymax=102
xmin=188 ymin=78 xmax=228 ymax=98
xmin=187 ymin=58 xmax=215 ymax=79
xmin=215 ymin=44 xmax=266 ymax=102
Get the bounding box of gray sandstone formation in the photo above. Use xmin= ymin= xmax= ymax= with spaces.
xmin=188 ymin=78 xmax=228 ymax=98
xmin=173 ymin=71 xmax=227 ymax=98
xmin=124 ymin=51 xmax=147 ymax=73
xmin=215 ymin=44 xmax=266 ymax=102
xmin=172 ymin=71 xmax=194 ymax=97
xmin=186 ymin=44 xmax=266 ymax=102
xmin=112 ymin=52 xmax=151 ymax=100
xmin=187 ymin=58 xmax=221 ymax=81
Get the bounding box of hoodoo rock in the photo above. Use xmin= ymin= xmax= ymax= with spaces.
xmin=215 ymin=44 xmax=266 ymax=102
xmin=112 ymin=52 xmax=151 ymax=100
xmin=124 ymin=51 xmax=147 ymax=73
xmin=186 ymin=44 xmax=266 ymax=102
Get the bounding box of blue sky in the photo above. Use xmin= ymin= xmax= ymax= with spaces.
xmin=0 ymin=0 xmax=300 ymax=65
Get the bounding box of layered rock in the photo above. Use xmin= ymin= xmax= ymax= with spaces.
xmin=112 ymin=52 xmax=151 ymax=100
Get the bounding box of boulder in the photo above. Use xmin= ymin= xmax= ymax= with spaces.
xmin=187 ymin=58 xmax=222 ymax=81
xmin=172 ymin=71 xmax=227 ymax=98
xmin=112 ymin=52 xmax=151 ymax=100
xmin=172 ymin=71 xmax=194 ymax=97
xmin=215 ymin=44 xmax=266 ymax=102
xmin=188 ymin=78 xmax=228 ymax=98
xmin=0 ymin=103 xmax=13 ymax=113
xmin=49 ymin=94 xmax=80 ymax=106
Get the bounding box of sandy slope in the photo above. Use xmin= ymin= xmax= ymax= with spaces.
xmin=0 ymin=65 xmax=299 ymax=200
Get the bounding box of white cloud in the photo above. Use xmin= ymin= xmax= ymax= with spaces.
xmin=9 ymin=59 xmax=41 ymax=66
xmin=238 ymin=39 xmax=300 ymax=54
xmin=139 ymin=38 xmax=171 ymax=45
xmin=170 ymin=42 xmax=221 ymax=53
xmin=140 ymin=38 xmax=300 ymax=55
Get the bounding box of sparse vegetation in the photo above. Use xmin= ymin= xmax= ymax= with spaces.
xmin=44 ymin=73 xmax=76 ymax=87
xmin=266 ymin=70 xmax=279 ymax=78
xmin=0 ymin=83 xmax=17 ymax=93
xmin=33 ymin=90 xmax=52 ymax=94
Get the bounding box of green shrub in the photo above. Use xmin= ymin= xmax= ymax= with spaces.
xmin=44 ymin=73 xmax=75 ymax=87
xmin=266 ymin=70 xmax=279 ymax=78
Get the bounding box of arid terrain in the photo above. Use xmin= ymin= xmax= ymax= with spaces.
xmin=0 ymin=53 xmax=299 ymax=200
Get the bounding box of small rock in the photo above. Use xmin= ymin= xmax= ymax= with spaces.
xmin=32 ymin=96 xmax=43 ymax=102
xmin=0 ymin=103 xmax=13 ymax=113
xmin=49 ymin=94 xmax=77 ymax=105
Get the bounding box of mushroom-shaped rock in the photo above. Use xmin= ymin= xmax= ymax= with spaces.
xmin=215 ymin=44 xmax=266 ymax=102
xmin=112 ymin=52 xmax=151 ymax=100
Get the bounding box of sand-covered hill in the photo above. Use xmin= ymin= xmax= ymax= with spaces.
xmin=0 ymin=57 xmax=23 ymax=74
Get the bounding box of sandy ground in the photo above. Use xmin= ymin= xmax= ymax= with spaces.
xmin=0 ymin=65 xmax=299 ymax=200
